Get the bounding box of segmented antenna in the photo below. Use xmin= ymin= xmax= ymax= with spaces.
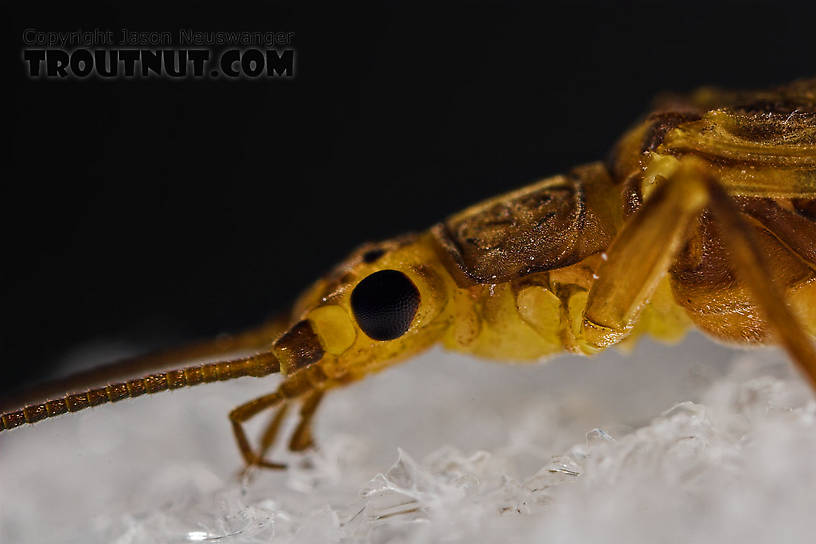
xmin=0 ymin=351 xmax=280 ymax=432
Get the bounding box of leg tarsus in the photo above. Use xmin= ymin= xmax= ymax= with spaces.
xmin=229 ymin=391 xmax=286 ymax=468
xmin=257 ymin=403 xmax=290 ymax=457
xmin=229 ymin=373 xmax=326 ymax=471
xmin=288 ymin=390 xmax=324 ymax=452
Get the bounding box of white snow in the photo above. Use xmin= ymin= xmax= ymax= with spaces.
xmin=1 ymin=333 xmax=814 ymax=543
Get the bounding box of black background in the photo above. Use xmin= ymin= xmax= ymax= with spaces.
xmin=4 ymin=1 xmax=815 ymax=394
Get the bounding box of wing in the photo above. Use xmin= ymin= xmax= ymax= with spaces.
xmin=431 ymin=163 xmax=619 ymax=285
xmin=657 ymin=78 xmax=816 ymax=197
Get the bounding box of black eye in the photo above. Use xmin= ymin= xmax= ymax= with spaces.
xmin=350 ymin=270 xmax=420 ymax=341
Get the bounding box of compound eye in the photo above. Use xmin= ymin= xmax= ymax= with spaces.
xmin=350 ymin=270 xmax=420 ymax=341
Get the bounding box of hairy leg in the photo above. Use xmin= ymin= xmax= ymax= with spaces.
xmin=257 ymin=403 xmax=290 ymax=457
xmin=252 ymin=389 xmax=325 ymax=465
xmin=229 ymin=371 xmax=315 ymax=469
xmin=580 ymin=159 xmax=708 ymax=350
xmin=288 ymin=390 xmax=324 ymax=452
xmin=581 ymin=157 xmax=816 ymax=389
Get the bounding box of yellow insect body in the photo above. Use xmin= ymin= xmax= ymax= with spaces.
xmin=2 ymin=78 xmax=816 ymax=472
